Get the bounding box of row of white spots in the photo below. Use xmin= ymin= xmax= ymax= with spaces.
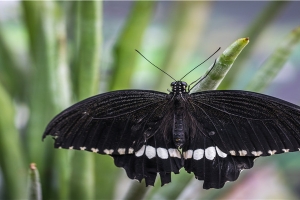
xmin=135 ymin=145 xmax=181 ymax=159
xmin=229 ymin=149 xmax=292 ymax=156
xmin=66 ymin=146 xmax=135 ymax=155
xmin=183 ymin=146 xmax=227 ymax=160
xmin=57 ymin=146 xmax=300 ymax=157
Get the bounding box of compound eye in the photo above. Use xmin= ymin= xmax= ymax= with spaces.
xmin=182 ymin=81 xmax=187 ymax=87
xmin=171 ymin=82 xmax=176 ymax=86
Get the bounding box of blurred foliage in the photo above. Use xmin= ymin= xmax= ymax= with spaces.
xmin=0 ymin=1 xmax=299 ymax=199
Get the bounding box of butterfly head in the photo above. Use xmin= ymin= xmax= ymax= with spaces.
xmin=171 ymin=81 xmax=187 ymax=94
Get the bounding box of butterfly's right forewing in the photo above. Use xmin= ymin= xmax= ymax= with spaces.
xmin=189 ymin=90 xmax=300 ymax=157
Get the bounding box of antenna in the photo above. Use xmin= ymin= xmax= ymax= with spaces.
xmin=135 ymin=50 xmax=177 ymax=81
xmin=179 ymin=47 xmax=220 ymax=81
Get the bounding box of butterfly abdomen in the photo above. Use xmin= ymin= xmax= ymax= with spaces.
xmin=172 ymin=97 xmax=187 ymax=148
xmin=173 ymin=113 xmax=185 ymax=148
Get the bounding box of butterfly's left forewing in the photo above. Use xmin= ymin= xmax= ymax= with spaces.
xmin=43 ymin=90 xmax=183 ymax=185
xmin=43 ymin=90 xmax=167 ymax=152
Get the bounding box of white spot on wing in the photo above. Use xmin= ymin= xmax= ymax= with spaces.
xmin=193 ymin=149 xmax=204 ymax=160
xmin=238 ymin=150 xmax=247 ymax=156
xmin=268 ymin=150 xmax=276 ymax=155
xmin=183 ymin=150 xmax=193 ymax=159
xmin=118 ymin=148 xmax=126 ymax=155
xmin=282 ymin=149 xmax=289 ymax=153
xmin=91 ymin=148 xmax=99 ymax=153
xmin=229 ymin=150 xmax=236 ymax=156
xmin=168 ymin=148 xmax=181 ymax=158
xmin=251 ymin=151 xmax=262 ymax=156
xmin=135 ymin=145 xmax=145 ymax=157
xmin=128 ymin=148 xmax=134 ymax=154
xmin=205 ymin=147 xmax=216 ymax=160
xmin=157 ymin=147 xmax=168 ymax=159
xmin=103 ymin=149 xmax=114 ymax=154
xmin=145 ymin=145 xmax=156 ymax=159
xmin=69 ymin=146 xmax=74 ymax=150
xmin=58 ymin=146 xmax=62 ymax=149
xmin=216 ymin=147 xmax=227 ymax=158
xmin=80 ymin=147 xmax=86 ymax=150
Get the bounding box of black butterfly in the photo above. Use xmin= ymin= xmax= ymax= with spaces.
xmin=43 ymin=79 xmax=300 ymax=189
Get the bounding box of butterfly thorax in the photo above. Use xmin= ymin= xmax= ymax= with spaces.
xmin=171 ymin=81 xmax=187 ymax=94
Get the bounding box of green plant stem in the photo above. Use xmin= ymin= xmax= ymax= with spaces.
xmin=246 ymin=26 xmax=300 ymax=92
xmin=23 ymin=2 xmax=73 ymax=199
xmin=22 ymin=2 xmax=60 ymax=198
xmin=54 ymin=10 xmax=72 ymax=200
xmin=74 ymin=2 xmax=101 ymax=100
xmin=110 ymin=1 xmax=155 ymax=91
xmin=69 ymin=2 xmax=101 ymax=199
xmin=219 ymin=1 xmax=288 ymax=89
xmin=0 ymin=82 xmax=27 ymax=199
xmin=0 ymin=27 xmax=26 ymax=100
xmin=29 ymin=163 xmax=42 ymax=200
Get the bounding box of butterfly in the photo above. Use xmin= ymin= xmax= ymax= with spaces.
xmin=43 ymin=77 xmax=300 ymax=189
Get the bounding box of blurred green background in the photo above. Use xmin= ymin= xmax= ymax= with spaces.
xmin=0 ymin=1 xmax=300 ymax=199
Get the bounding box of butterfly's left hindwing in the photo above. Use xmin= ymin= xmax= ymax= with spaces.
xmin=189 ymin=90 xmax=300 ymax=157
xmin=112 ymin=131 xmax=183 ymax=186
